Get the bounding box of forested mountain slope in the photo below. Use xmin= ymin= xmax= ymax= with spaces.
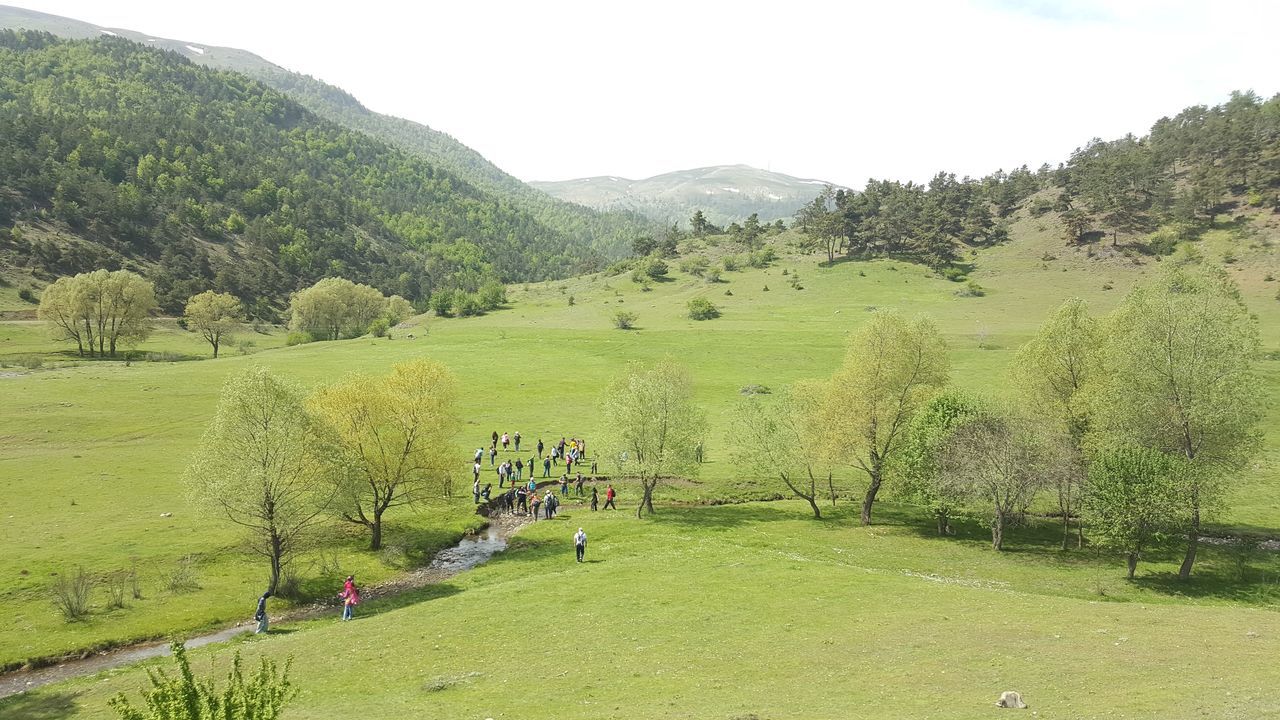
xmin=0 ymin=4 xmax=654 ymax=259
xmin=0 ymin=31 xmax=602 ymax=314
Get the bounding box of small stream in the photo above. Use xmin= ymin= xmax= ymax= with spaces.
xmin=0 ymin=519 xmax=519 ymax=700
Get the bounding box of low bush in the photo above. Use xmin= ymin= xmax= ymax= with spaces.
xmin=955 ymin=281 xmax=986 ymax=297
xmin=285 ymin=331 xmax=315 ymax=346
xmin=612 ymin=310 xmax=638 ymax=330
xmin=687 ymin=297 xmax=721 ymax=320
xmin=18 ymin=287 xmax=37 ymax=303
xmin=52 ymin=566 xmax=94 ymax=621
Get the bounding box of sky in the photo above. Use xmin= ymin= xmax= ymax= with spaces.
xmin=10 ymin=0 xmax=1279 ymax=188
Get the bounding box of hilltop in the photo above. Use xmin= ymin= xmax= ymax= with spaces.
xmin=532 ymin=164 xmax=843 ymax=227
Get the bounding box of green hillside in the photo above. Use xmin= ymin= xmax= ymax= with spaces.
xmin=0 ymin=4 xmax=655 ymax=259
xmin=1 ymin=211 xmax=1278 ymax=715
xmin=0 ymin=31 xmax=608 ymax=313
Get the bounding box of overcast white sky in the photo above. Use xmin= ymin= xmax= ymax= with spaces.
xmin=12 ymin=0 xmax=1279 ymax=187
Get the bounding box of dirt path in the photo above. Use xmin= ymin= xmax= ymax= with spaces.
xmin=0 ymin=514 xmax=532 ymax=700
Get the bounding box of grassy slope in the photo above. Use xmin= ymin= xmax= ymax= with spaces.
xmin=8 ymin=503 xmax=1280 ymax=719
xmin=1 ymin=212 xmax=1278 ymax=713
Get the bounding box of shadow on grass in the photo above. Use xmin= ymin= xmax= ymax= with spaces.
xmin=0 ymin=690 xmax=80 ymax=719
xmin=349 ymin=582 xmax=464 ymax=619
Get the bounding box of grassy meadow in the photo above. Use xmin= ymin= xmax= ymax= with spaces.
xmin=2 ymin=211 xmax=1280 ymax=717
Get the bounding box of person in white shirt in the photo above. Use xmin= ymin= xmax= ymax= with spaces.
xmin=574 ymin=528 xmax=587 ymax=562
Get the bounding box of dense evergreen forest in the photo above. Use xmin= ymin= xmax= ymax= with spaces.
xmin=0 ymin=32 xmax=619 ymax=314
xmin=793 ymin=90 xmax=1280 ymax=267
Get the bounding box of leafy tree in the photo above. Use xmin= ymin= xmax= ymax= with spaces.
xmin=734 ymin=382 xmax=834 ymax=518
xmin=1012 ymin=298 xmax=1101 ymax=548
xmin=37 ymin=269 xmax=155 ymax=357
xmin=816 ymin=312 xmax=950 ymax=525
xmin=108 ymin=641 xmax=295 ymax=720
xmin=382 ymin=295 xmax=414 ymax=326
xmin=941 ymin=411 xmax=1050 ymax=550
xmin=599 ymin=359 xmax=707 ymax=518
xmin=183 ymin=291 xmax=243 ymax=358
xmin=892 ymin=391 xmax=983 ymax=535
xmin=1090 ymin=265 xmax=1263 ymax=579
xmin=309 ymin=359 xmax=458 ymax=550
xmin=429 ymin=290 xmax=454 ymax=317
xmin=288 ymin=277 xmax=388 ymax=341
xmin=185 ymin=368 xmax=331 ymax=593
xmin=1084 ymin=446 xmax=1183 ymax=579
xmin=690 ymin=210 xmax=710 ymax=237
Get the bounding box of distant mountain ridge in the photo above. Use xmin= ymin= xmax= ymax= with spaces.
xmin=0 ymin=4 xmax=652 ymax=258
xmin=532 ymin=165 xmax=846 ymax=227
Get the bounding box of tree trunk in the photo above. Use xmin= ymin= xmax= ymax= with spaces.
xmin=370 ymin=515 xmax=383 ymax=551
xmin=827 ymin=473 xmax=837 ymax=507
xmin=1126 ymin=552 xmax=1138 ymax=580
xmin=268 ymin=531 xmax=283 ymax=594
xmin=935 ymin=509 xmax=950 ymax=536
xmin=637 ymin=480 xmax=656 ymax=519
xmin=860 ymin=470 xmax=881 ymax=526
xmin=1061 ymin=513 xmax=1071 ymax=551
xmin=806 ymin=495 xmax=821 ymax=519
xmin=991 ymin=512 xmax=1004 ymax=550
xmin=212 ymin=339 xmax=219 ymax=358
xmin=1178 ymin=515 xmax=1199 ymax=580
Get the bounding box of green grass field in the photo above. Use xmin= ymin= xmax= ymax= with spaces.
xmin=2 ymin=213 xmax=1279 ymax=717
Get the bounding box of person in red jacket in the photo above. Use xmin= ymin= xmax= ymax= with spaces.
xmin=604 ymin=484 xmax=617 ymax=510
xmin=339 ymin=575 xmax=360 ymax=621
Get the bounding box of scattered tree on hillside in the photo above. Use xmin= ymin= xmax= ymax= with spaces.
xmin=892 ymin=391 xmax=983 ymax=535
xmin=599 ymin=359 xmax=707 ymax=518
xmin=1084 ymin=446 xmax=1184 ymax=579
xmin=690 ymin=210 xmax=710 ymax=237
xmin=1012 ymin=298 xmax=1101 ymax=549
xmin=734 ymin=382 xmax=834 ymax=519
xmin=183 ymin=291 xmax=244 ymax=358
xmin=941 ymin=411 xmax=1050 ymax=551
xmin=1090 ymin=265 xmax=1263 ymax=579
xmin=310 ymin=359 xmax=458 ymax=550
xmin=185 ymin=368 xmax=331 ymax=594
xmin=816 ymin=312 xmax=950 ymax=525
xmin=37 ymin=269 xmax=155 ymax=357
xmin=287 ymin=277 xmax=392 ymax=341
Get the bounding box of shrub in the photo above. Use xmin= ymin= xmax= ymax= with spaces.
xmin=679 ymin=256 xmax=710 ymax=276
xmin=687 ymin=297 xmax=721 ymax=320
xmin=104 ymin=570 xmax=130 ymax=609
xmin=940 ymin=267 xmax=968 ymax=282
xmin=704 ymin=268 xmax=723 ymax=283
xmin=107 ymin=641 xmax=297 ymax=720
xmin=455 ymin=292 xmax=484 ymax=317
xmin=285 ymin=331 xmax=314 ymax=347
xmin=161 ymin=555 xmax=200 ymax=594
xmin=52 ymin=566 xmax=95 ymax=621
xmin=955 ymin=281 xmax=985 ymax=297
xmin=18 ymin=287 xmax=37 ymax=303
xmin=1029 ymin=196 xmax=1055 ymax=217
xmin=721 ymin=256 xmax=740 ymax=272
xmin=567 ymin=295 xmax=575 ymax=306
xmin=643 ymin=257 xmax=669 ymax=279
xmin=478 ymin=280 xmax=507 ymax=310
xmin=429 ymin=291 xmax=454 ymax=317
xmin=367 ymin=317 xmax=391 ymax=337
xmin=612 ymin=310 xmax=637 ymax=330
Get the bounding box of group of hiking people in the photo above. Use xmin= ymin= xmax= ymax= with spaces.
xmin=255 ymin=432 xmax=616 ymax=630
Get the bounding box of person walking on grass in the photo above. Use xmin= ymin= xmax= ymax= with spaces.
xmin=475 ymin=447 xmax=484 ymax=464
xmin=473 ymin=460 xmax=481 ymax=484
xmin=514 ymin=431 xmax=522 ymax=452
xmin=537 ymin=438 xmax=544 ymax=458
xmin=517 ymin=487 xmax=528 ymax=514
xmin=501 ymin=432 xmax=510 ymax=450
xmin=492 ymin=430 xmax=499 ymax=447
xmin=576 ymin=473 xmax=585 ymax=496
xmin=530 ymin=492 xmax=542 ymax=522
xmin=515 ymin=458 xmax=524 ymax=482
xmin=339 ymin=576 xmax=360 ymax=621
xmin=591 ymin=486 xmax=599 ymax=511
xmin=489 ymin=445 xmax=497 ymax=466
xmin=590 ymin=459 xmax=598 ymax=475
xmin=543 ymin=456 xmax=552 ymax=478
xmin=473 ymin=478 xmax=481 ymax=504
xmin=604 ymin=484 xmax=617 ymax=510
xmin=560 ymin=475 xmax=569 ymax=496
xmin=254 ymin=590 xmax=271 ymax=634
xmin=574 ymin=527 xmax=587 ymax=562
xmin=482 ymin=483 xmax=492 ymax=502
